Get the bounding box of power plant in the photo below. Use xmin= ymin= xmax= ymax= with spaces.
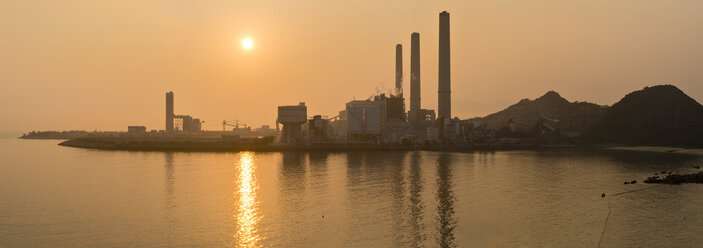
xmin=273 ymin=10 xmax=462 ymax=145
xmin=121 ymin=11 xmax=466 ymax=147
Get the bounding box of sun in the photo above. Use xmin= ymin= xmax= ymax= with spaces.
xmin=242 ymin=38 xmax=254 ymax=50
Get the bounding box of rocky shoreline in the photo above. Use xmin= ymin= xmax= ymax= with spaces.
xmin=609 ymin=146 xmax=703 ymax=156
xmin=645 ymin=171 xmax=703 ymax=184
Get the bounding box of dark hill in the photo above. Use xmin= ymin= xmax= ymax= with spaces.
xmin=598 ymin=85 xmax=703 ymax=146
xmin=466 ymin=91 xmax=606 ymax=136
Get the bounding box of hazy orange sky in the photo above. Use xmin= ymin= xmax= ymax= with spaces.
xmin=1 ymin=0 xmax=702 ymax=132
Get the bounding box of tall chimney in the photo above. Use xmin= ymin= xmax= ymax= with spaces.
xmin=438 ymin=11 xmax=451 ymax=120
xmin=166 ymin=91 xmax=174 ymax=133
xmin=410 ymin=32 xmax=421 ymax=124
xmin=395 ymin=44 xmax=403 ymax=96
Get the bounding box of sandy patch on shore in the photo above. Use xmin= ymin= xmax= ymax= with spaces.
xmin=609 ymin=146 xmax=703 ymax=156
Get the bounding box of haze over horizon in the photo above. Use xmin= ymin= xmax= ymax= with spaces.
xmin=2 ymin=0 xmax=702 ymax=132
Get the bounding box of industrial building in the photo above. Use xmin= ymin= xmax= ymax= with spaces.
xmin=277 ymin=102 xmax=307 ymax=144
xmin=127 ymin=126 xmax=147 ymax=134
xmin=165 ymin=91 xmax=202 ymax=133
xmin=308 ymin=115 xmax=330 ymax=142
xmin=345 ymin=100 xmax=382 ymax=142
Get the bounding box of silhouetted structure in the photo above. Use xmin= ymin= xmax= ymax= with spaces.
xmin=436 ymin=153 xmax=456 ymax=247
xmin=128 ymin=126 xmax=147 ymax=134
xmin=308 ymin=115 xmax=330 ymax=142
xmin=174 ymin=115 xmax=201 ymax=133
xmin=385 ymin=96 xmax=405 ymax=121
xmin=395 ymin=44 xmax=403 ymax=96
xmin=438 ymin=11 xmax=451 ymax=121
xmin=346 ymin=100 xmax=382 ymax=141
xmin=278 ymin=102 xmax=308 ymax=144
xmin=164 ymin=91 xmax=202 ymax=133
xmin=409 ymin=32 xmax=421 ymax=125
xmin=166 ymin=91 xmax=174 ymax=133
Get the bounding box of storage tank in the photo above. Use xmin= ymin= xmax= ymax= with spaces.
xmin=347 ymin=106 xmax=364 ymax=134
xmin=345 ymin=100 xmax=382 ymax=140
xmin=365 ymin=107 xmax=381 ymax=135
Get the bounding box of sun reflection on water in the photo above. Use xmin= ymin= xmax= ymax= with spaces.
xmin=235 ymin=152 xmax=260 ymax=247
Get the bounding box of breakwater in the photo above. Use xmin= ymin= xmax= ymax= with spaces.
xmin=58 ymin=137 xmax=543 ymax=152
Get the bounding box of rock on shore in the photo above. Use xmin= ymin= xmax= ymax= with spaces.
xmin=644 ymin=172 xmax=703 ymax=184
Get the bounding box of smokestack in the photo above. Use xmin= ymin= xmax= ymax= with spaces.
xmin=410 ymin=32 xmax=421 ymax=124
xmin=395 ymin=44 xmax=403 ymax=96
xmin=166 ymin=91 xmax=174 ymax=133
xmin=438 ymin=11 xmax=451 ymax=120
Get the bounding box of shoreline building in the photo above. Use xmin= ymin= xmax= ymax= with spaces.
xmin=164 ymin=91 xmax=202 ymax=133
xmin=345 ymin=100 xmax=382 ymax=142
xmin=277 ymin=102 xmax=308 ymax=144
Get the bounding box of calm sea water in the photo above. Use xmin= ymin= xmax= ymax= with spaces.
xmin=1 ymin=138 xmax=703 ymax=247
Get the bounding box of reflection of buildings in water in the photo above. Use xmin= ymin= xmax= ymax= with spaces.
xmin=344 ymin=151 xmax=366 ymax=198
xmin=165 ymin=152 xmax=175 ymax=209
xmin=408 ymin=151 xmax=426 ymax=246
xmin=344 ymin=151 xmax=376 ymax=245
xmin=345 ymin=151 xmax=386 ymax=194
xmin=235 ymin=152 xmax=260 ymax=247
xmin=275 ymin=152 xmax=308 ymax=245
xmin=346 ymin=152 xmax=364 ymax=170
xmin=306 ymin=151 xmax=330 ymax=200
xmin=164 ymin=152 xmax=176 ymax=246
xmin=281 ymin=152 xmax=305 ymax=170
xmin=344 ymin=151 xmax=364 ymax=192
xmin=387 ymin=152 xmax=408 ymax=246
xmin=344 ymin=151 xmax=426 ymax=246
xmin=307 ymin=152 xmax=328 ymax=167
xmin=280 ymin=152 xmax=306 ymax=190
xmin=477 ymin=151 xmax=495 ymax=166
xmin=436 ymin=153 xmax=456 ymax=247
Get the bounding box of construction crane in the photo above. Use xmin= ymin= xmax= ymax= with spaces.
xmin=222 ymin=120 xmax=248 ymax=132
